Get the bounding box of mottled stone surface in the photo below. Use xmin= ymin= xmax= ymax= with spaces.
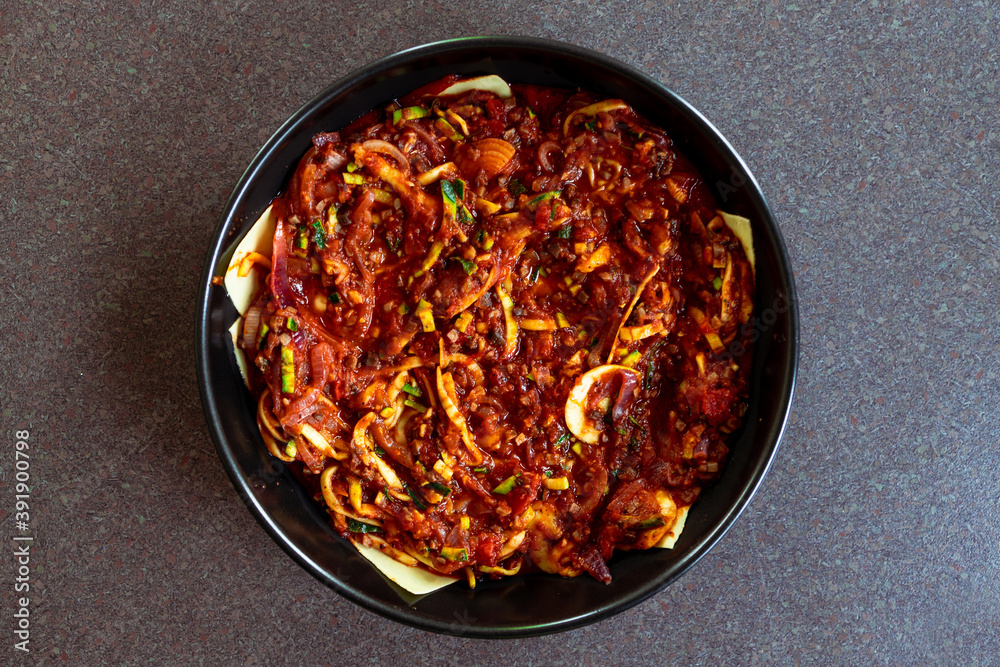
xmin=1 ymin=0 xmax=997 ymax=664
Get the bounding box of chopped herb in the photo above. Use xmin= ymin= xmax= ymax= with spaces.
xmin=509 ymin=178 xmax=526 ymax=196
xmin=585 ymin=120 xmax=597 ymax=131
xmin=543 ymin=469 xmax=554 ymax=477
xmin=311 ymin=219 xmax=327 ymax=249
xmin=329 ymin=291 xmax=341 ymax=304
xmin=455 ymin=257 xmax=476 ymax=275
xmin=555 ymin=226 xmax=571 ymax=239
xmin=426 ymin=481 xmax=452 ymax=497
xmin=472 ymin=466 xmax=488 ymax=473
xmin=402 ymin=382 xmax=423 ymax=398
xmin=387 ymin=235 xmax=402 ymax=252
xmin=628 ymin=415 xmax=641 ymax=427
xmin=528 ymin=266 xmax=540 ymax=282
xmin=636 ymin=516 xmax=666 ymax=529
xmin=529 ymin=191 xmax=560 ymax=206
xmin=712 ymin=276 xmax=723 ymax=290
xmin=614 ymin=425 xmax=628 ymax=436
xmin=555 ymin=433 xmax=570 ymax=446
xmin=403 ymin=483 xmax=428 ymax=510
xmin=374 ymin=446 xmax=387 ymax=457
xmin=347 ymin=518 xmax=382 ymax=534
xmin=286 ymin=318 xmax=298 ymax=332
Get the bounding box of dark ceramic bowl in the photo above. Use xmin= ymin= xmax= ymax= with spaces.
xmin=196 ymin=36 xmax=798 ymax=638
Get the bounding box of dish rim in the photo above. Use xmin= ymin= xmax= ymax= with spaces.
xmin=195 ymin=35 xmax=799 ymax=638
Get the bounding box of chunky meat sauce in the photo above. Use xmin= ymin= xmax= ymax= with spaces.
xmin=244 ymin=76 xmax=755 ymax=583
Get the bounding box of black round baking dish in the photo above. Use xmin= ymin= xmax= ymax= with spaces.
xmin=196 ymin=36 xmax=798 ymax=638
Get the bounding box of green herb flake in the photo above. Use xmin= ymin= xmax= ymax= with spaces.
xmin=311 ymin=219 xmax=327 ymax=249
xmin=712 ymin=276 xmax=723 ymax=290
xmin=403 ymin=484 xmax=428 ymax=510
xmin=529 ymin=191 xmax=560 ymax=206
xmin=402 ymin=382 xmax=423 ymax=398
xmin=441 ymin=179 xmax=457 ymax=205
xmin=347 ymin=518 xmax=382 ymax=534
xmin=426 ymin=482 xmax=452 ymax=497
xmin=555 ymin=226 xmax=571 ymax=239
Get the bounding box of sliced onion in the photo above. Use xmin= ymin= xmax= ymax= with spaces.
xmin=270 ymin=219 xmax=296 ymax=308
xmin=611 ymin=371 xmax=639 ymax=422
xmin=565 ymin=365 xmax=640 ymax=444
xmin=537 ymin=141 xmax=561 ymax=172
xmin=242 ymin=305 xmax=263 ymax=350
xmin=361 ymin=139 xmax=409 ymax=170
xmin=281 ymin=387 xmax=321 ymax=427
xmin=402 ymin=121 xmax=445 ymax=163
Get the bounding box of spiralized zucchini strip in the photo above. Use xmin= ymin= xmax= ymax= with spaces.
xmin=562 ymin=99 xmax=630 ymax=136
xmin=352 ymin=412 xmax=404 ymax=489
xmin=436 ymin=366 xmax=484 ymax=465
xmin=320 ymin=467 xmax=382 ymax=524
xmin=606 ymin=265 xmax=660 ymax=364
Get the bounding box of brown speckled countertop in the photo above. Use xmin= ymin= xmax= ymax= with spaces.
xmin=2 ymin=1 xmax=998 ymax=664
